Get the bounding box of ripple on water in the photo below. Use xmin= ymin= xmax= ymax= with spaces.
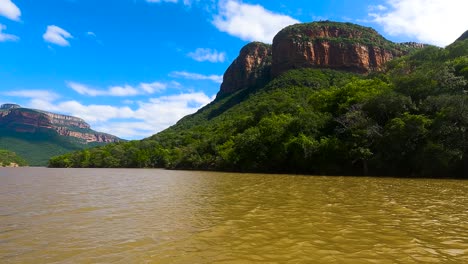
xmin=0 ymin=168 xmax=467 ymax=263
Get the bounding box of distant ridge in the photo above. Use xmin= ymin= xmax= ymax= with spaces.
xmin=0 ymin=104 xmax=122 ymax=165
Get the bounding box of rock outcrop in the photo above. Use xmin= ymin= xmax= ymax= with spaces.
xmin=218 ymin=42 xmax=272 ymax=97
xmin=0 ymin=104 xmax=121 ymax=143
xmin=217 ymin=21 xmax=425 ymax=97
xmin=271 ymin=21 xmax=415 ymax=77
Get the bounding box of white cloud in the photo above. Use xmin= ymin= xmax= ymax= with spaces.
xmin=213 ymin=0 xmax=299 ymax=43
xmin=170 ymin=71 xmax=223 ymax=83
xmin=67 ymin=81 xmax=177 ymax=97
xmin=27 ymin=91 xmax=214 ymax=139
xmin=370 ymin=0 xmax=468 ymax=46
xmin=67 ymin=82 xmax=105 ymax=96
xmin=53 ymin=101 xmax=135 ymax=122
xmin=140 ymin=82 xmax=168 ymax=93
xmin=368 ymin=5 xmax=387 ymax=11
xmin=146 ymin=0 xmax=178 ymax=3
xmin=93 ymin=121 xmax=156 ymax=140
xmin=86 ymin=31 xmax=96 ymax=37
xmin=188 ymin=48 xmax=226 ymax=63
xmin=146 ymin=0 xmax=194 ymax=5
xmin=43 ymin=25 xmax=73 ymax=46
xmin=0 ymin=0 xmax=21 ymax=21
xmin=0 ymin=23 xmax=18 ymax=42
xmin=3 ymin=90 xmax=60 ymax=101
xmin=108 ymin=85 xmax=140 ymax=96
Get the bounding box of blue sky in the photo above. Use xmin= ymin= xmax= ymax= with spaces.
xmin=1 ymin=0 xmax=467 ymax=139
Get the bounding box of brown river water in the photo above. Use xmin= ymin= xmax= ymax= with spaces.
xmin=0 ymin=167 xmax=467 ymax=263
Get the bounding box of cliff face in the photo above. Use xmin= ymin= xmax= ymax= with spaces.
xmin=218 ymin=42 xmax=272 ymax=97
xmin=0 ymin=105 xmax=120 ymax=143
xmin=218 ymin=21 xmax=423 ymax=96
xmin=271 ymin=22 xmax=413 ymax=77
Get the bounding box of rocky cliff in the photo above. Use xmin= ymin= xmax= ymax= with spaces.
xmin=218 ymin=42 xmax=272 ymax=96
xmin=218 ymin=21 xmax=424 ymax=96
xmin=271 ymin=22 xmax=418 ymax=77
xmin=0 ymin=104 xmax=121 ymax=143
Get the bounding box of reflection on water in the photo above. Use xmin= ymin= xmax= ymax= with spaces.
xmin=0 ymin=168 xmax=467 ymax=263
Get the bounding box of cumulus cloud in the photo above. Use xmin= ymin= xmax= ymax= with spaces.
xmin=0 ymin=0 xmax=21 ymax=21
xmin=27 ymin=91 xmax=213 ymax=139
xmin=108 ymin=85 xmax=140 ymax=96
xmin=4 ymin=85 xmax=214 ymax=139
xmin=96 ymin=92 xmax=211 ymax=137
xmin=50 ymin=101 xmax=135 ymax=122
xmin=370 ymin=0 xmax=468 ymax=46
xmin=43 ymin=25 xmax=73 ymax=46
xmin=170 ymin=71 xmax=223 ymax=83
xmin=0 ymin=23 xmax=18 ymax=42
xmin=67 ymin=81 xmax=177 ymax=97
xmin=140 ymin=82 xmax=166 ymax=94
xmin=213 ymin=0 xmax=299 ymax=43
xmin=188 ymin=48 xmax=226 ymax=63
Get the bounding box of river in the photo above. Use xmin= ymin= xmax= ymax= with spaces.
xmin=0 ymin=168 xmax=467 ymax=263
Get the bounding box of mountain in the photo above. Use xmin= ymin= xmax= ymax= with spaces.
xmin=218 ymin=21 xmax=425 ymax=97
xmin=272 ymin=21 xmax=418 ymax=76
xmin=49 ymin=22 xmax=468 ymax=178
xmin=0 ymin=104 xmax=122 ymax=166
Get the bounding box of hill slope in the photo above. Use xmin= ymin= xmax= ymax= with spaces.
xmin=49 ymin=22 xmax=468 ymax=178
xmin=0 ymin=149 xmax=27 ymax=167
xmin=0 ymin=104 xmax=122 ymax=166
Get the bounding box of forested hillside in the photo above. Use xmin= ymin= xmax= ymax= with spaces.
xmin=49 ymin=36 xmax=468 ymax=178
xmin=0 ymin=149 xmax=27 ymax=167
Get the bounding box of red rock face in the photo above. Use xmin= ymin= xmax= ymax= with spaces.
xmin=0 ymin=107 xmax=120 ymax=143
xmin=271 ymin=24 xmax=404 ymax=77
xmin=218 ymin=42 xmax=272 ymax=96
xmin=217 ymin=22 xmax=423 ymax=96
xmin=0 ymin=109 xmax=53 ymax=133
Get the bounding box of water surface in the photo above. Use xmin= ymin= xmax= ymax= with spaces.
xmin=1 ymin=168 xmax=467 ymax=263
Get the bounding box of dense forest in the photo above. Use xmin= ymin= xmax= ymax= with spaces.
xmin=0 ymin=149 xmax=27 ymax=167
xmin=49 ymin=37 xmax=468 ymax=178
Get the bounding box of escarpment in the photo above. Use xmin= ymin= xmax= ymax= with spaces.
xmin=218 ymin=42 xmax=272 ymax=97
xmin=218 ymin=21 xmax=425 ymax=97
xmin=0 ymin=104 xmax=121 ymax=143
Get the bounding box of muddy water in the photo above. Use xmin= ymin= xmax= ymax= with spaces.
xmin=1 ymin=168 xmax=467 ymax=263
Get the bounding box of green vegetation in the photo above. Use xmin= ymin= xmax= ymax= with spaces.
xmin=0 ymin=149 xmax=27 ymax=167
xmin=0 ymin=129 xmax=106 ymax=166
xmin=49 ymin=39 xmax=468 ymax=178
